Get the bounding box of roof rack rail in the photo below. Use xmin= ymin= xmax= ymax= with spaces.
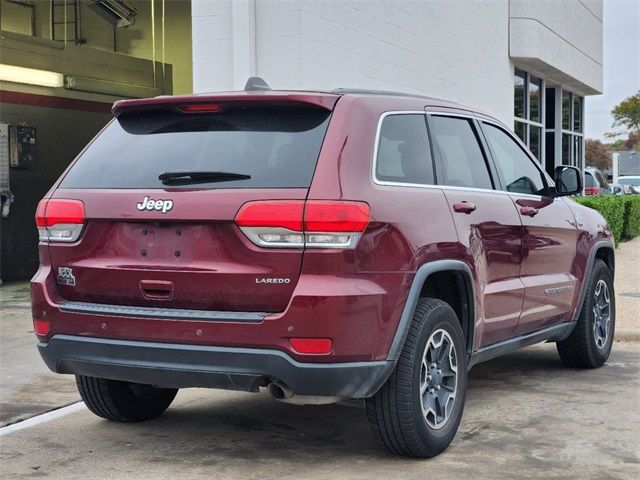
xmin=244 ymin=77 xmax=271 ymax=91
xmin=331 ymin=87 xmax=451 ymax=102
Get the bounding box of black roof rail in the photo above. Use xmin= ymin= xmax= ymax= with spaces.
xmin=244 ymin=77 xmax=271 ymax=91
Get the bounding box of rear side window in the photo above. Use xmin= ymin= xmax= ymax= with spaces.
xmin=429 ymin=116 xmax=493 ymax=190
xmin=375 ymin=114 xmax=434 ymax=185
xmin=60 ymin=105 xmax=331 ymax=189
xmin=482 ymin=123 xmax=546 ymax=195
xmin=594 ymin=171 xmax=609 ymax=189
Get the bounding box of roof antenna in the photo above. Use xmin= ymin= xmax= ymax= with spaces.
xmin=244 ymin=77 xmax=270 ymax=91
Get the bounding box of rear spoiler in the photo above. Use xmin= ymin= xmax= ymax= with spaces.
xmin=112 ymin=91 xmax=340 ymax=117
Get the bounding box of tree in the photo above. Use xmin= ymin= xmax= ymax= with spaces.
xmin=585 ymin=139 xmax=612 ymax=171
xmin=611 ymin=91 xmax=640 ymax=136
xmin=624 ymin=131 xmax=640 ymax=150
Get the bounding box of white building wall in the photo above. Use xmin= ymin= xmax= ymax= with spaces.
xmin=193 ymin=0 xmax=514 ymax=123
xmin=192 ymin=0 xmax=603 ymax=124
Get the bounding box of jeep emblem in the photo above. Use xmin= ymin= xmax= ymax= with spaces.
xmin=136 ymin=196 xmax=174 ymax=213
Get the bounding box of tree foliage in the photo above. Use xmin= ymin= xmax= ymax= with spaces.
xmin=585 ymin=139 xmax=612 ymax=170
xmin=612 ymin=91 xmax=640 ymax=135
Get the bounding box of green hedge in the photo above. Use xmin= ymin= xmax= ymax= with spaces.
xmin=573 ymin=195 xmax=640 ymax=245
xmin=622 ymin=196 xmax=640 ymax=240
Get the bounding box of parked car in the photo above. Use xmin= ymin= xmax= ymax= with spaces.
xmin=32 ymin=80 xmax=616 ymax=458
xmin=617 ymin=175 xmax=640 ymax=194
xmin=584 ymin=167 xmax=612 ymax=195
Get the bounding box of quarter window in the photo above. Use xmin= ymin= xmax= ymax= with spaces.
xmin=376 ymin=114 xmax=434 ymax=185
xmin=429 ymin=116 xmax=493 ymax=190
xmin=483 ymin=123 xmax=546 ymax=195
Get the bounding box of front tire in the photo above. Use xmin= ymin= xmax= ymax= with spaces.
xmin=365 ymin=298 xmax=467 ymax=458
xmin=557 ymin=259 xmax=615 ymax=368
xmin=76 ymin=376 xmax=178 ymax=422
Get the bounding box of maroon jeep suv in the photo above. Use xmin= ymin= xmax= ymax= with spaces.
xmin=32 ymin=79 xmax=615 ymax=457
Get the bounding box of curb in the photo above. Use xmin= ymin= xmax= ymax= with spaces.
xmin=615 ymin=329 xmax=640 ymax=342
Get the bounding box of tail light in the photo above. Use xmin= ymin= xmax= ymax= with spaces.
xmin=584 ymin=186 xmax=599 ymax=196
xmin=35 ymin=199 xmax=85 ymax=243
xmin=235 ymin=200 xmax=370 ymax=249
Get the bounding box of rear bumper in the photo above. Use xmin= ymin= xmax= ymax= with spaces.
xmin=38 ymin=334 xmax=391 ymax=398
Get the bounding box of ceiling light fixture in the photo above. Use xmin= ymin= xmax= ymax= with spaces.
xmin=0 ymin=64 xmax=64 ymax=88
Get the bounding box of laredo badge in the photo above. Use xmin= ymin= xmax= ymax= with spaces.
xmin=57 ymin=267 xmax=76 ymax=286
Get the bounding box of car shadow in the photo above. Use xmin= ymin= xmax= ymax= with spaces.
xmin=89 ymin=344 xmax=569 ymax=463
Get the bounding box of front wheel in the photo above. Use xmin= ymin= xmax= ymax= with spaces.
xmin=365 ymin=298 xmax=467 ymax=457
xmin=76 ymin=376 xmax=178 ymax=422
xmin=557 ymin=259 xmax=615 ymax=368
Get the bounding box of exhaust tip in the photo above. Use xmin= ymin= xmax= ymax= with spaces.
xmin=267 ymin=382 xmax=290 ymax=400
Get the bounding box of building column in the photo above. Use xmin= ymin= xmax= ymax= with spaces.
xmin=231 ymin=0 xmax=256 ymax=90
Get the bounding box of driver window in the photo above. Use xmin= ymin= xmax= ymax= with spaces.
xmin=483 ymin=123 xmax=546 ymax=195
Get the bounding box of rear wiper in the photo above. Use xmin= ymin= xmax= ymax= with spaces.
xmin=159 ymin=170 xmax=251 ymax=186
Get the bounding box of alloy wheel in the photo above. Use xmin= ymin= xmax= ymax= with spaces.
xmin=592 ymin=279 xmax=611 ymax=349
xmin=420 ymin=328 xmax=458 ymax=429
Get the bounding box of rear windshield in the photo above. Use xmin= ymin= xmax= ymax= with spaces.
xmin=60 ymin=105 xmax=331 ymax=189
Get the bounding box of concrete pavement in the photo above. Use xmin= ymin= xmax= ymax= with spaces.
xmin=614 ymin=236 xmax=640 ymax=340
xmin=0 ymin=238 xmax=638 ymax=478
xmin=0 ymin=340 xmax=638 ymax=479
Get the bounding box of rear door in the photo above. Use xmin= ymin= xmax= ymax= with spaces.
xmin=479 ymin=121 xmax=578 ymax=335
xmin=427 ymin=112 xmax=525 ymax=348
xmin=46 ymin=102 xmax=333 ymax=313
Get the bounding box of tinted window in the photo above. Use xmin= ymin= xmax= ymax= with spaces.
xmin=429 ymin=116 xmax=493 ymax=189
xmin=584 ymin=172 xmax=597 ymax=188
xmin=594 ymin=171 xmax=609 ymax=189
xmin=376 ymin=114 xmax=434 ymax=185
xmin=60 ymin=105 xmax=331 ymax=189
xmin=483 ymin=123 xmax=546 ymax=195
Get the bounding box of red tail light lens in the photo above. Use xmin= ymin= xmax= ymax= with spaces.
xmin=235 ymin=200 xmax=370 ymax=249
xmin=289 ymin=337 xmax=333 ymax=354
xmin=584 ymin=186 xmax=599 ymax=196
xmin=35 ymin=199 xmax=85 ymax=242
xmin=304 ymin=201 xmax=370 ymax=232
xmin=235 ymin=201 xmax=304 ymax=231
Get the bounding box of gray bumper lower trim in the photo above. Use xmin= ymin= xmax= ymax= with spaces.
xmin=38 ymin=335 xmax=391 ymax=398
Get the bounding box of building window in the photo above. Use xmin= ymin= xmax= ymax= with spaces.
xmin=561 ymin=90 xmax=583 ymax=167
xmin=513 ymin=68 xmax=544 ymax=163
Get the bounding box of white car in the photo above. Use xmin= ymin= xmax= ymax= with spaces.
xmin=617 ymin=176 xmax=640 ymax=194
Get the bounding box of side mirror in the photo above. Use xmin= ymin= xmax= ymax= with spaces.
xmin=554 ymin=166 xmax=582 ymax=196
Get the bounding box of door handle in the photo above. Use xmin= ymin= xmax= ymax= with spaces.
xmin=520 ymin=206 xmax=539 ymax=217
xmin=453 ymin=202 xmax=477 ymax=214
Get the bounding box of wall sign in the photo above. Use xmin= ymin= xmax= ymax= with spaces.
xmin=9 ymin=125 xmax=36 ymax=169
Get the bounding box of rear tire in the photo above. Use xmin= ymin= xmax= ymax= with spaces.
xmin=557 ymin=259 xmax=615 ymax=368
xmin=76 ymin=376 xmax=178 ymax=422
xmin=365 ymin=298 xmax=467 ymax=458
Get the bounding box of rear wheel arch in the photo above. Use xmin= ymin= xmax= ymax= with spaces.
xmin=387 ymin=260 xmax=475 ymax=361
